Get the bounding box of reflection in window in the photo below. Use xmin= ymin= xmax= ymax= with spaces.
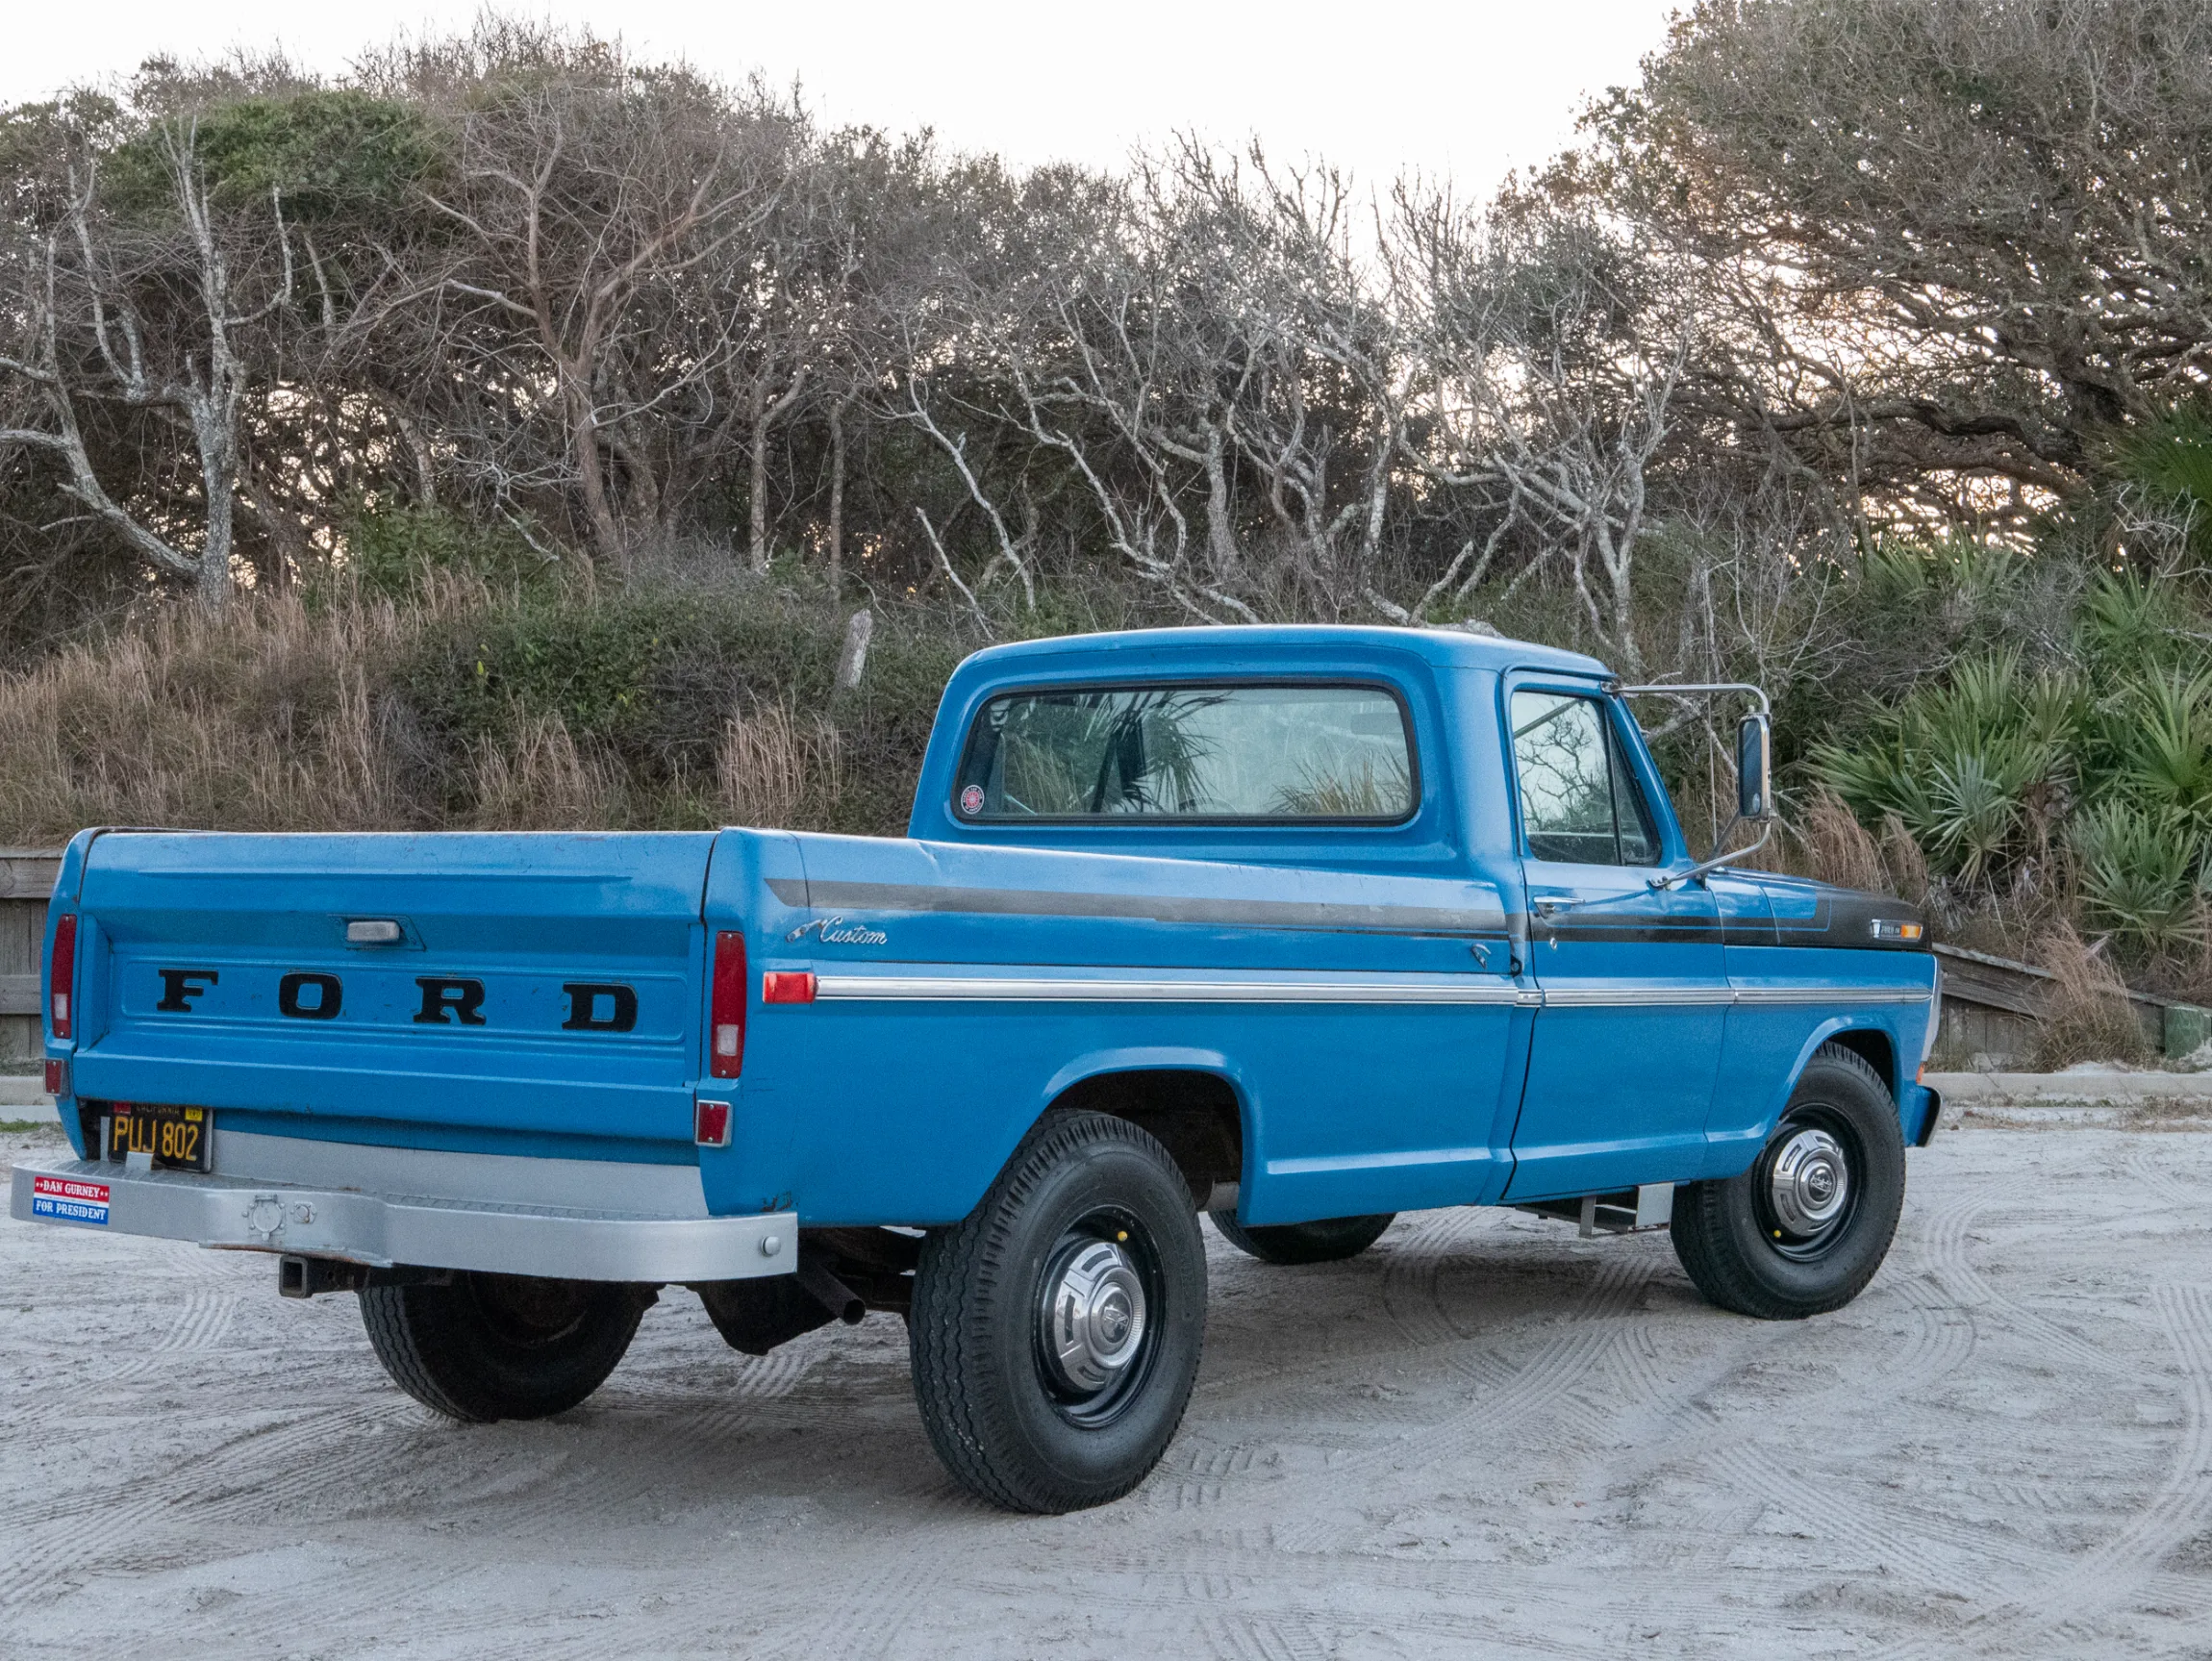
xmin=957 ymin=684 xmax=1415 ymax=821
xmin=1512 ymin=692 xmax=1659 ymax=865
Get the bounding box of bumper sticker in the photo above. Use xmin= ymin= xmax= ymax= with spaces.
xmin=31 ymin=1174 xmax=110 ymax=1226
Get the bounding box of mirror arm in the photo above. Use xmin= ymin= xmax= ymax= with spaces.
xmin=1648 ymin=817 xmax=1773 ymax=892
xmin=1614 ymin=681 xmax=1772 ymax=718
xmin=1617 ymin=680 xmax=1774 ymax=893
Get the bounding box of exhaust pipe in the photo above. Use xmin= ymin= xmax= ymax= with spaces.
xmin=796 ymin=1252 xmax=867 ymax=1325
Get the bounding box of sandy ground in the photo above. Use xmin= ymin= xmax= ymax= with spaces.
xmin=6 ymin=1120 xmax=2212 ymax=1660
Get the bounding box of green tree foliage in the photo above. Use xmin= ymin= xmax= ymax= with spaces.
xmin=102 ymin=90 xmax=437 ymax=220
xmin=1584 ymin=0 xmax=2212 ymax=498
xmin=1816 ymin=572 xmax=2212 ymax=951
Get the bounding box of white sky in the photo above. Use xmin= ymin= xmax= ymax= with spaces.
xmin=3 ymin=2 xmax=1681 ymax=197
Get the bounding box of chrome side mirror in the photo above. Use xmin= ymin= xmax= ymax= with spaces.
xmin=1737 ymin=713 xmax=1772 ymax=821
xmin=1618 ymin=679 xmax=1776 ymax=891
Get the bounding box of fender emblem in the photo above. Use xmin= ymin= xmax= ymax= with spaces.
xmin=785 ymin=916 xmax=888 ymax=946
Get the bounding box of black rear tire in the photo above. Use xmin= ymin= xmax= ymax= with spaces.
xmin=910 ymin=1110 xmax=1207 ymax=1513
xmin=1672 ymin=1043 xmax=1906 ymax=1320
xmin=360 ymin=1272 xmax=646 ymax=1422
xmin=1208 ymin=1210 xmax=1395 ymax=1265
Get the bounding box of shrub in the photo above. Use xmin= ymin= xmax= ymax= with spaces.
xmin=337 ymin=502 xmax=556 ymax=600
xmin=0 ymin=571 xmax=962 ymax=843
xmin=1813 ymin=650 xmax=2079 ymax=883
xmin=393 ymin=581 xmax=958 ymax=833
xmin=1810 ymin=573 xmax=2212 ymax=960
xmin=2071 ymin=801 xmax=2203 ymax=950
xmin=2102 ymin=670 xmax=2212 ymax=840
xmin=2031 ymin=923 xmax=2154 ymax=1070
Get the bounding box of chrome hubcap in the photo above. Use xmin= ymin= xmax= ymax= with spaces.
xmin=1039 ymin=1238 xmax=1148 ymax=1395
xmin=1769 ymin=1128 xmax=1850 ymax=1235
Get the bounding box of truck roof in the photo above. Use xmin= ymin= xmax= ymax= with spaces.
xmin=953 ymin=623 xmax=1612 ymax=681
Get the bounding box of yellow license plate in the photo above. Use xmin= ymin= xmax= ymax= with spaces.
xmin=105 ymin=1103 xmax=213 ymax=1173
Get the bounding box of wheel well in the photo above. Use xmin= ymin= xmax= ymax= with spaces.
xmin=1824 ymin=1027 xmax=1898 ymax=1098
xmin=1046 ymin=1070 xmax=1243 ymax=1202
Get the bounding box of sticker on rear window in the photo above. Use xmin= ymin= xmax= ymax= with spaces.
xmin=31 ymin=1174 xmax=109 ymax=1226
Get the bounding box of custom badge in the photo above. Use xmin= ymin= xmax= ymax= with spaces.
xmin=785 ymin=916 xmax=889 ymax=945
xmin=960 ymin=785 xmax=985 ymax=815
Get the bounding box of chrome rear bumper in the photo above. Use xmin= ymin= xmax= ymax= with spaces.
xmin=11 ymin=1154 xmax=795 ymax=1283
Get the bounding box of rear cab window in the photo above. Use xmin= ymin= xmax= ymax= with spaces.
xmin=954 ymin=683 xmax=1418 ymax=823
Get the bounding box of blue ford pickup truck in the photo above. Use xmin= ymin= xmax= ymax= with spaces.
xmin=15 ymin=625 xmax=1939 ymax=1512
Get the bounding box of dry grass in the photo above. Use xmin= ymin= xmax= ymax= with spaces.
xmin=1 ymin=577 xmax=879 ymax=844
xmin=0 ymin=585 xmax=441 ymax=839
xmin=2031 ymin=921 xmax=2155 ymax=1070
xmin=716 ymin=698 xmax=843 ymax=830
xmin=1876 ymin=811 xmax=1930 ymax=900
xmin=1786 ymin=788 xmax=1929 ymax=900
xmin=465 ymin=712 xmax=626 ymax=830
xmin=1792 ymin=787 xmax=1886 ymax=891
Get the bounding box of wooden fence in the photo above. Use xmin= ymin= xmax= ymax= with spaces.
xmin=1930 ymin=943 xmax=2200 ymax=1068
xmin=1 ymin=848 xmax=62 ymax=1067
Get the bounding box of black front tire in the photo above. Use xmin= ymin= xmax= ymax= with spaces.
xmin=1209 ymin=1210 xmax=1395 ymax=1265
xmin=1671 ymin=1043 xmax=1906 ymax=1320
xmin=910 ymin=1110 xmax=1207 ymax=1513
xmin=360 ymin=1272 xmax=646 ymax=1422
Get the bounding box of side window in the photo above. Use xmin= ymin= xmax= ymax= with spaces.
xmin=1511 ymin=691 xmax=1661 ymax=867
xmin=956 ymin=683 xmax=1416 ymax=821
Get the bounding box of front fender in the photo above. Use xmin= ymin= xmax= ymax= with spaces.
xmin=1701 ymin=1014 xmax=1924 ymax=1181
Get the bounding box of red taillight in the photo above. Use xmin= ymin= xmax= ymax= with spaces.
xmin=762 ymin=970 xmax=817 ymax=1004
xmin=48 ymin=913 xmax=77 ymax=1041
xmin=709 ymin=931 xmax=747 ymax=1078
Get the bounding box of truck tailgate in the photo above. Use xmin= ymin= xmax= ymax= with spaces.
xmin=66 ymin=832 xmax=714 ymax=1157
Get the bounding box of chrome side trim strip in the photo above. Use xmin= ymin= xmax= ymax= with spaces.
xmin=810 ymin=970 xmax=1928 ymax=1009
xmin=11 ymin=1157 xmax=792 ymax=1282
xmin=1541 ymin=986 xmax=1736 ymax=1007
xmin=1729 ymin=985 xmax=1932 ymax=1006
xmin=1547 ymin=984 xmax=1930 ymax=1007
xmin=814 ymin=973 xmax=1538 ymax=1006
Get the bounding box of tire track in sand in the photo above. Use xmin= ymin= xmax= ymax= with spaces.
xmin=1263 ymin=1253 xmax=1659 ymax=1551
xmin=0 ymin=1397 xmax=407 ymax=1607
xmin=1874 ymin=1280 xmax=2212 ymax=1659
xmin=2128 ymin=1140 xmax=2206 ymax=1211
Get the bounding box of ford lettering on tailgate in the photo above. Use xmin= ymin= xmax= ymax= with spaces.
xmin=146 ymin=965 xmax=641 ymax=1033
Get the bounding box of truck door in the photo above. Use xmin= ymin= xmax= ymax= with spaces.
xmin=1501 ymin=685 xmax=1727 ymax=1200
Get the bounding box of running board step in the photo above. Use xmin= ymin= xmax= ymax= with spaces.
xmin=1517 ymin=1183 xmax=1674 ymax=1238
